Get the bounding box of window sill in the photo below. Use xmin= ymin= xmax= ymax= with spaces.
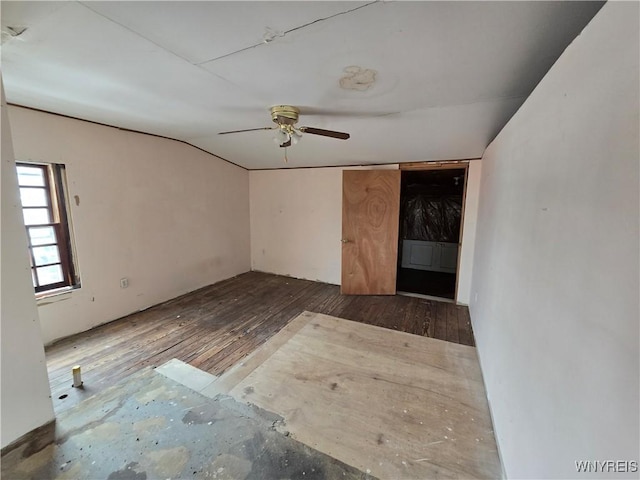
xmin=36 ymin=285 xmax=79 ymax=305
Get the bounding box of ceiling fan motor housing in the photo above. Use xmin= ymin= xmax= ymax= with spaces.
xmin=271 ymin=105 xmax=299 ymax=125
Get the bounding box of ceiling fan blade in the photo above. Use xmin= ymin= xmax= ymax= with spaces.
xmin=300 ymin=127 xmax=350 ymax=140
xmin=218 ymin=127 xmax=274 ymax=135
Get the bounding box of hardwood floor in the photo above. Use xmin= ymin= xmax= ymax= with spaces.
xmin=45 ymin=271 xmax=475 ymax=414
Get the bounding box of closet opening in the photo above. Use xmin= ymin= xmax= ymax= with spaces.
xmin=396 ymin=167 xmax=466 ymax=300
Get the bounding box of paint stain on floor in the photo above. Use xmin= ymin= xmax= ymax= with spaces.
xmin=1 ymin=368 xmax=375 ymax=480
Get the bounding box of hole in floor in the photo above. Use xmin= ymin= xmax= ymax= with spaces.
xmin=58 ymin=394 xmax=68 ymax=400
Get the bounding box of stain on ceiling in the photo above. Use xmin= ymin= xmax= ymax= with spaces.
xmin=1 ymin=1 xmax=604 ymax=169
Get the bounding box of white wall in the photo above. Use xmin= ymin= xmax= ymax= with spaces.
xmin=250 ymin=163 xmax=480 ymax=304
xmin=9 ymin=106 xmax=251 ymax=344
xmin=1 ymin=82 xmax=55 ymax=448
xmin=470 ymin=3 xmax=639 ymax=478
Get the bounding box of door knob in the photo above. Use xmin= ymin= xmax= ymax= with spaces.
xmin=341 ymin=238 xmax=351 ymax=243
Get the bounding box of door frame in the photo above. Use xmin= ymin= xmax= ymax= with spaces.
xmin=398 ymin=160 xmax=471 ymax=303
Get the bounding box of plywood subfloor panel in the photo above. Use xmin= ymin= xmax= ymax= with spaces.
xmin=45 ymin=271 xmax=474 ymax=414
xmin=219 ymin=312 xmax=500 ymax=479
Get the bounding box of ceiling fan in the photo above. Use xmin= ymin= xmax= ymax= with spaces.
xmin=218 ymin=106 xmax=350 ymax=160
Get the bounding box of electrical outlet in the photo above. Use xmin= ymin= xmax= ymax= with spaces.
xmin=120 ymin=277 xmax=129 ymax=289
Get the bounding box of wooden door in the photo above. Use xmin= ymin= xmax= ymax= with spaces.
xmin=341 ymin=170 xmax=401 ymax=295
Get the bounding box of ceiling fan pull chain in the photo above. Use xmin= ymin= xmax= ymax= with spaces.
xmin=284 ymin=147 xmax=288 ymax=163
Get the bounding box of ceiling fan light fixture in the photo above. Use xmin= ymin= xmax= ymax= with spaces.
xmin=273 ymin=127 xmax=290 ymax=147
xmin=291 ymin=129 xmax=302 ymax=145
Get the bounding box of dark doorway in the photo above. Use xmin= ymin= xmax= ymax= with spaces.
xmin=396 ymin=168 xmax=466 ymax=299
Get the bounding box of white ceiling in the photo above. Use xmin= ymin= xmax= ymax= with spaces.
xmin=1 ymin=1 xmax=603 ymax=170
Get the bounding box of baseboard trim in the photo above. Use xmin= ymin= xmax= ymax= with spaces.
xmin=1 ymin=419 xmax=56 ymax=458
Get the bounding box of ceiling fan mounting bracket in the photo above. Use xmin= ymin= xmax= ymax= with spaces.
xmin=271 ymin=105 xmax=299 ymax=125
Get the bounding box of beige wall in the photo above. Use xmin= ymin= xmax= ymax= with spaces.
xmin=9 ymin=106 xmax=251 ymax=345
xmin=1 ymin=84 xmax=54 ymax=448
xmin=250 ymin=166 xmax=345 ymax=285
xmin=470 ymin=2 xmax=639 ymax=477
xmin=250 ymin=163 xmax=480 ymax=303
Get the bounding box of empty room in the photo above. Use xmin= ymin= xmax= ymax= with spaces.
xmin=1 ymin=1 xmax=638 ymax=479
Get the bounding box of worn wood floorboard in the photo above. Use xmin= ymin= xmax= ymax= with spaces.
xmin=46 ymin=271 xmax=475 ymax=414
xmin=458 ymin=306 xmax=473 ymax=346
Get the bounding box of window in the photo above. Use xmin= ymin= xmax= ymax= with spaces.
xmin=16 ymin=162 xmax=79 ymax=294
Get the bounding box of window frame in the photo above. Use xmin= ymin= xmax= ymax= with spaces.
xmin=16 ymin=162 xmax=79 ymax=294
